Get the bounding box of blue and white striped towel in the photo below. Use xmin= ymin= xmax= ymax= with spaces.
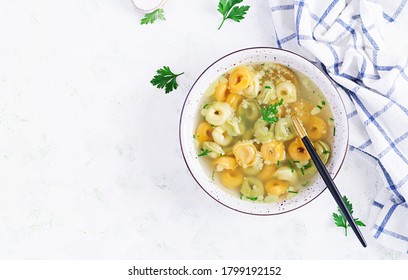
xmin=269 ymin=0 xmax=408 ymax=253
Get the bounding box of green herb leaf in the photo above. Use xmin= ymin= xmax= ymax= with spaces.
xmin=322 ymin=100 xmax=326 ymax=105
xmin=333 ymin=126 xmax=336 ymax=136
xmin=277 ymin=160 xmax=280 ymax=166
xmin=265 ymin=85 xmax=272 ymax=89
xmin=217 ymin=0 xmax=250 ymax=30
xmin=317 ymin=105 xmax=323 ymax=110
xmin=288 ymin=160 xmax=294 ymax=173
xmin=247 ymin=196 xmax=257 ymax=201
xmin=150 ymin=66 xmax=184 ymax=94
xmin=303 ymin=161 xmax=313 ymax=169
xmin=300 ymin=167 xmax=305 ymax=175
xmin=323 ymin=150 xmax=331 ymax=154
xmin=333 ymin=212 xmax=346 ymax=228
xmin=302 ymin=181 xmax=310 ymax=187
xmin=354 ymin=219 xmax=366 ymax=227
xmin=288 ymin=190 xmax=298 ymax=194
xmin=140 ymin=8 xmax=165 ymax=25
xmin=329 ymin=117 xmax=334 ymax=121
xmin=260 ymin=99 xmax=283 ymax=124
xmin=198 ymin=148 xmax=211 ymax=157
xmin=203 ymin=103 xmax=209 ymax=109
xmin=332 ymin=196 xmax=366 ymax=236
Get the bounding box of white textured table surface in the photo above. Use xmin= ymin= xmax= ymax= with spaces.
xmin=0 ymin=0 xmax=406 ymax=259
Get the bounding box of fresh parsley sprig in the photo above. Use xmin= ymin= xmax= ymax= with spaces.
xmin=141 ymin=8 xmax=166 ymax=25
xmin=217 ymin=0 xmax=250 ymax=30
xmin=260 ymin=99 xmax=283 ymax=124
xmin=150 ymin=66 xmax=184 ymax=94
xmin=332 ymin=196 xmax=366 ymax=236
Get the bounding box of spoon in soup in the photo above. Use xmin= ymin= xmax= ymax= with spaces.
xmin=292 ymin=116 xmax=367 ymax=248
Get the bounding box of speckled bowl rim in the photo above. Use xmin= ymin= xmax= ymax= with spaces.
xmin=179 ymin=47 xmax=349 ymax=216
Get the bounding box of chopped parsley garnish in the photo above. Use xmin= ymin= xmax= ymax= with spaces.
xmin=288 ymin=160 xmax=294 ymax=173
xmin=333 ymin=196 xmax=366 ymax=236
xmin=303 ymin=162 xmax=313 ymax=169
xmin=193 ymin=134 xmax=197 ymax=139
xmin=277 ymin=160 xmax=280 ymax=166
xmin=211 ymin=124 xmax=215 ymax=128
xmin=329 ymin=117 xmax=334 ymax=121
xmin=322 ymin=100 xmax=326 ymax=105
xmin=265 ymin=85 xmax=272 ymax=89
xmin=211 ymin=170 xmax=216 ymax=181
xmin=317 ymin=105 xmax=323 ymax=110
xmin=300 ymin=168 xmax=305 ymax=175
xmin=247 ymin=197 xmax=258 ymax=201
xmin=333 ymin=127 xmax=336 ymax=136
xmin=288 ymin=190 xmax=298 ymax=194
xmin=140 ymin=8 xmax=166 ymax=25
xmin=203 ymin=103 xmax=209 ymax=109
xmin=293 ymin=160 xmax=300 ymax=163
xmin=302 ymin=181 xmax=310 ymax=187
xmin=198 ymin=148 xmax=211 ymax=157
xmin=323 ymin=150 xmax=331 ymax=154
xmin=217 ymin=0 xmax=250 ymax=30
xmin=260 ymin=99 xmax=283 ymax=124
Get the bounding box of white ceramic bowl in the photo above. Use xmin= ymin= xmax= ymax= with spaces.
xmin=179 ymin=47 xmax=348 ymax=215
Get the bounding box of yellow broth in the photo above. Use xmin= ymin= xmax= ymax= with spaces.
xmin=194 ymin=63 xmax=334 ymax=203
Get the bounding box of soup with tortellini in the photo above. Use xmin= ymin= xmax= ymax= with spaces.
xmin=194 ymin=63 xmax=334 ymax=203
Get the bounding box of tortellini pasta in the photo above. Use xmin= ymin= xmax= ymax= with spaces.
xmin=228 ymin=66 xmax=252 ymax=94
xmin=212 ymin=127 xmax=233 ymax=146
xmin=202 ymin=141 xmax=224 ymax=159
xmin=254 ymin=119 xmax=275 ymax=143
xmin=288 ymin=138 xmax=311 ymax=161
xmin=243 ymin=75 xmax=260 ymax=99
xmin=265 ymin=179 xmax=289 ymax=196
xmin=241 ymin=177 xmax=265 ymax=199
xmin=260 ymin=141 xmax=286 ymax=164
xmin=214 ymin=156 xmax=237 ymax=172
xmin=273 ymin=166 xmax=298 ymax=183
xmin=274 ymin=118 xmax=296 ymax=141
xmin=226 ymin=93 xmax=243 ymax=110
xmin=196 ymin=122 xmax=213 ymax=143
xmin=213 ymin=82 xmax=228 ymax=102
xmin=257 ymin=81 xmax=276 ymax=104
xmin=222 ymin=116 xmax=243 ymax=137
xmin=276 ymin=81 xmax=297 ymax=103
xmin=238 ymin=99 xmax=260 ymax=123
xmin=203 ymin=102 xmax=233 ymax=126
xmin=219 ymin=169 xmax=244 ymax=189
xmin=305 ymin=116 xmax=328 ymax=140
xmin=232 ymin=141 xmax=258 ymax=168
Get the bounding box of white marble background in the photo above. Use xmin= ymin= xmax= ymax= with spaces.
xmin=0 ymin=0 xmax=406 ymax=259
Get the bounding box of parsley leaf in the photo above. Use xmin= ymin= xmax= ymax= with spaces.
xmin=288 ymin=160 xmax=294 ymax=173
xmin=260 ymin=99 xmax=283 ymax=124
xmin=198 ymin=148 xmax=211 ymax=157
xmin=140 ymin=8 xmax=166 ymax=25
xmin=150 ymin=66 xmax=184 ymax=94
xmin=217 ymin=0 xmax=250 ymax=30
xmin=332 ymin=196 xmax=366 ymax=236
